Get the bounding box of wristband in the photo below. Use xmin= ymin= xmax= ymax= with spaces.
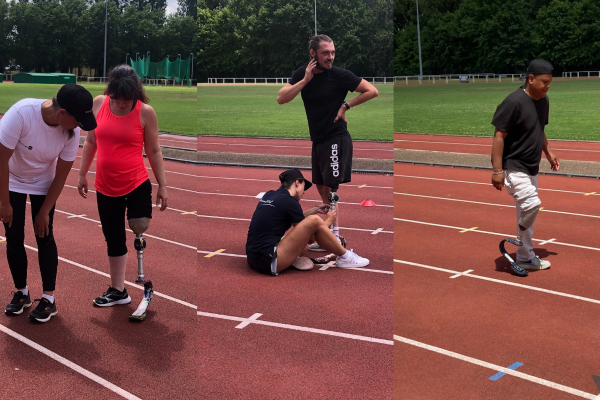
xmin=343 ymin=101 xmax=350 ymax=110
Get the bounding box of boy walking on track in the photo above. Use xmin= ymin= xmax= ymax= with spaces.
xmin=277 ymin=34 xmax=379 ymax=251
xmin=491 ymin=59 xmax=560 ymax=276
xmin=245 ymin=169 xmax=370 ymax=276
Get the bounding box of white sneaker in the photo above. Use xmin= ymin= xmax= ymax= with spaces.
xmin=308 ymin=235 xmax=346 ymax=252
xmin=518 ymin=256 xmax=550 ymax=270
xmin=336 ymin=250 xmax=369 ymax=268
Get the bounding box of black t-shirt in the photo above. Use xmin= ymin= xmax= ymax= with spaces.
xmin=491 ymin=86 xmax=549 ymax=176
xmin=246 ymin=187 xmax=305 ymax=259
xmin=289 ymin=66 xmax=362 ymax=143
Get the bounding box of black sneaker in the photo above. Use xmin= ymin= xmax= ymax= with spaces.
xmin=93 ymin=287 xmax=131 ymax=307
xmin=28 ymin=298 xmax=58 ymax=322
xmin=5 ymin=291 xmax=33 ymax=315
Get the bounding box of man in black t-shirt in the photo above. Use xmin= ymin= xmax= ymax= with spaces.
xmin=277 ymin=34 xmax=379 ymax=251
xmin=245 ymin=169 xmax=370 ymax=276
xmin=491 ymin=59 xmax=560 ymax=275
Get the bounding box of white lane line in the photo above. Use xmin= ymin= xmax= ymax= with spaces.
xmin=235 ymin=313 xmax=263 ymax=329
xmin=198 ymin=141 xmax=393 ymax=152
xmin=196 ymin=174 xmax=393 ymax=189
xmin=197 ymin=249 xmax=392 ymax=274
xmin=449 ymin=269 xmax=473 ymax=279
xmin=0 ymin=324 xmax=142 ymax=400
xmin=394 ymin=174 xmax=600 ymax=197
xmin=67 ymin=214 xmax=86 ymax=218
xmin=394 ymin=139 xmax=600 ymax=153
xmin=197 ymin=311 xmax=393 ymax=345
xmin=394 ymin=192 xmax=600 ymax=219
xmin=394 ymin=218 xmax=600 ymax=252
xmin=196 ymin=191 xmax=393 ymax=207
xmin=395 ymin=259 xmax=600 ymax=306
xmin=194 ymin=214 xmax=392 ymax=234
xmin=393 ymin=334 xmax=598 ymax=399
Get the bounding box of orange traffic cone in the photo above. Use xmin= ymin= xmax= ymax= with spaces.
xmin=360 ymin=199 xmax=376 ymax=206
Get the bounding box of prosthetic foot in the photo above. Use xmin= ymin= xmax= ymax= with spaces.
xmin=328 ymin=191 xmax=339 ymax=231
xmin=128 ymin=218 xmax=153 ymax=321
xmin=499 ymin=206 xmax=540 ymax=277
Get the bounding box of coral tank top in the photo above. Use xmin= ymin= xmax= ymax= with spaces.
xmin=94 ymin=96 xmax=149 ymax=196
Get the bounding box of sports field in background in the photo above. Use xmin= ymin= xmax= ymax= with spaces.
xmin=0 ymin=83 xmax=197 ymax=136
xmin=395 ymin=79 xmax=600 ymax=141
xmin=197 ymin=84 xmax=393 ymax=141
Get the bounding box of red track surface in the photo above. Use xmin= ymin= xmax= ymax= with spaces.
xmin=395 ymin=133 xmax=600 ymax=163
xmin=197 ymin=136 xmax=393 ymax=159
xmin=198 ymin=165 xmax=393 ymax=399
xmin=0 ymin=148 xmax=197 ymax=399
xmin=158 ymin=133 xmax=196 ymax=150
xmin=395 ymin=163 xmax=600 ymax=399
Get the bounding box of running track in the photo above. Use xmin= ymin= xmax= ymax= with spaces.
xmin=395 ymin=133 xmax=600 ymax=163
xmin=0 ymin=148 xmax=197 ymax=399
xmin=198 ymin=165 xmax=393 ymax=399
xmin=394 ymin=162 xmax=600 ymax=399
xmin=197 ymin=136 xmax=393 ymax=159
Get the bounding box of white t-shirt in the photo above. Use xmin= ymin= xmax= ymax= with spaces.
xmin=0 ymin=99 xmax=80 ymax=195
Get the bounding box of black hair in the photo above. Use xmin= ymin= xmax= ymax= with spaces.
xmin=50 ymin=97 xmax=75 ymax=139
xmin=281 ymin=178 xmax=304 ymax=190
xmin=308 ymin=34 xmax=333 ymax=56
xmin=104 ymin=64 xmax=149 ymax=104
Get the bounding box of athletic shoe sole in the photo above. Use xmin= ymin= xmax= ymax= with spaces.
xmin=5 ymin=302 xmax=32 ymax=315
xmin=93 ymin=296 xmax=132 ymax=307
xmin=519 ymin=262 xmax=551 ymax=270
xmin=29 ymin=309 xmax=58 ymax=323
xmin=336 ymin=259 xmax=370 ymax=268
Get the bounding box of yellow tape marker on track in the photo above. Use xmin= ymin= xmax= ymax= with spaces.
xmin=358 ymin=184 xmax=367 ymax=188
xmin=539 ymin=207 xmax=544 ymax=210
xmin=585 ymin=192 xmax=596 ymax=196
xmin=205 ymin=249 xmax=226 ymax=258
xmin=181 ymin=211 xmax=197 ymax=215
xmin=459 ymin=227 xmax=478 ymax=233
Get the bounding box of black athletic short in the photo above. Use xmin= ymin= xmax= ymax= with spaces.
xmin=247 ymin=246 xmax=278 ymax=276
xmin=96 ymin=179 xmax=153 ymax=257
xmin=311 ymin=132 xmax=352 ymax=187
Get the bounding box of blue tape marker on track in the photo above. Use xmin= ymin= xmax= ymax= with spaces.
xmin=489 ymin=362 xmax=524 ymax=381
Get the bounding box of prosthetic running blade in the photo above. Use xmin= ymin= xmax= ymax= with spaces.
xmin=499 ymin=238 xmax=528 ymax=277
xmin=128 ymin=280 xmax=153 ymax=321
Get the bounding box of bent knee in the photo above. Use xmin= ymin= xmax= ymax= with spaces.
xmin=128 ymin=217 xmax=150 ymax=234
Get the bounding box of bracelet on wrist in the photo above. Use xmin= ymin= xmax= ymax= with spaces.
xmin=492 ymin=171 xmax=504 ymax=175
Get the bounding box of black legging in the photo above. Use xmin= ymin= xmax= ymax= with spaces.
xmin=3 ymin=191 xmax=57 ymax=292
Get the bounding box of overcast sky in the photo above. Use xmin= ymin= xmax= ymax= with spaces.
xmin=165 ymin=0 xmax=178 ymax=15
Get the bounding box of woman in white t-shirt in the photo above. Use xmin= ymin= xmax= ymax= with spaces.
xmin=0 ymin=84 xmax=96 ymax=323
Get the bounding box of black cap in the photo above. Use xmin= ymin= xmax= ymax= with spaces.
xmin=279 ymin=169 xmax=312 ymax=191
xmin=56 ymin=84 xmax=97 ymax=131
xmin=527 ymin=59 xmax=553 ymax=75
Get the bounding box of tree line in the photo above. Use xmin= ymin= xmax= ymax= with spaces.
xmin=1 ymin=0 xmax=196 ymax=78
xmin=394 ymin=0 xmax=600 ymax=76
xmin=197 ymin=0 xmax=393 ymax=80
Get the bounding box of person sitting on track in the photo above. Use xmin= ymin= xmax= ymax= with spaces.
xmin=491 ymin=59 xmax=560 ymax=276
xmin=245 ymin=169 xmax=369 ymax=276
xmin=1 ymin=84 xmax=96 ymax=322
xmin=77 ymin=64 xmax=168 ymax=307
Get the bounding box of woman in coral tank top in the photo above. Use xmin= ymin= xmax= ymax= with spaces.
xmin=77 ymin=65 xmax=168 ymax=308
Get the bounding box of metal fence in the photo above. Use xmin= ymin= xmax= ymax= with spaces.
xmin=207 ymin=76 xmax=395 ymax=85
xmin=76 ymin=76 xmax=197 ymax=86
xmin=395 ymin=74 xmax=525 ymax=85
xmin=562 ymin=71 xmax=600 ymax=78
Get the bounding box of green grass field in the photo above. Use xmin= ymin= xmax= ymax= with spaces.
xmin=0 ymin=83 xmax=197 ymax=136
xmin=394 ymin=79 xmax=600 ymax=141
xmin=197 ymin=84 xmax=393 ymax=141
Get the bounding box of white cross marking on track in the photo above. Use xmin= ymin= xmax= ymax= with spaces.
xmin=371 ymin=228 xmax=384 ymax=234
xmin=235 ymin=313 xmax=263 ymax=329
xmin=66 ymin=214 xmax=86 ymax=218
xmin=319 ymin=261 xmax=337 ymax=270
xmin=539 ymin=238 xmax=556 ymax=245
xmin=449 ymin=269 xmax=474 ymax=279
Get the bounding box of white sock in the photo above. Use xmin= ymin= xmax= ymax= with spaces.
xmin=339 ymin=250 xmax=350 ymax=260
xmin=333 ymin=227 xmax=340 ymax=237
xmin=42 ymin=294 xmax=54 ymax=304
xmin=18 ymin=287 xmax=28 ymax=296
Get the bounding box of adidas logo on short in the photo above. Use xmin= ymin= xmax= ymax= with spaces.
xmin=330 ymin=144 xmax=339 ymax=177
